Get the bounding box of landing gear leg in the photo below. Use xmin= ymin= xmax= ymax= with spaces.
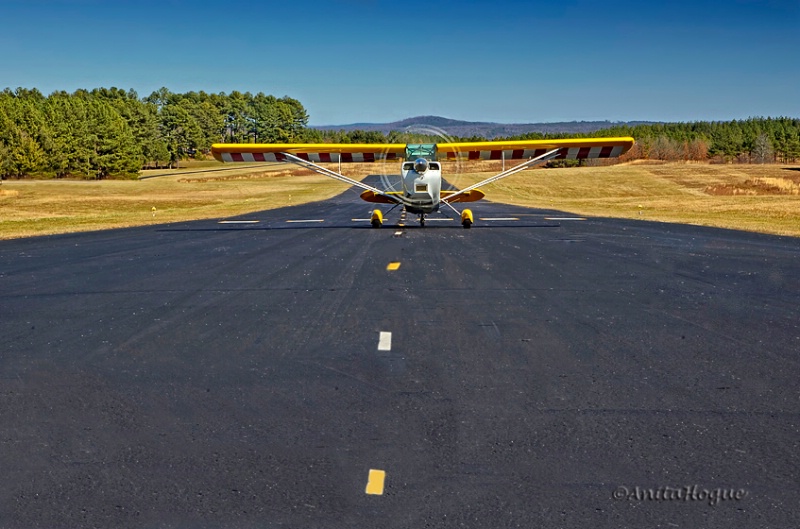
xmin=419 ymin=214 xmax=426 ymax=227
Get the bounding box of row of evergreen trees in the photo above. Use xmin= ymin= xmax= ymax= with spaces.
xmin=0 ymin=87 xmax=309 ymax=179
xmin=586 ymin=118 xmax=800 ymax=164
xmin=266 ymin=118 xmax=800 ymax=163
xmin=1 ymin=86 xmax=799 ymax=179
xmin=504 ymin=118 xmax=800 ymax=164
xmin=264 ymin=118 xmax=800 ymax=165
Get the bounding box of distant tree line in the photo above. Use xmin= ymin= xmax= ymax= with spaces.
xmin=311 ymin=118 xmax=800 ymax=165
xmin=2 ymin=86 xmax=799 ymax=179
xmin=508 ymin=118 xmax=800 ymax=164
xmin=604 ymin=118 xmax=800 ymax=164
xmin=0 ymin=87 xmax=309 ymax=179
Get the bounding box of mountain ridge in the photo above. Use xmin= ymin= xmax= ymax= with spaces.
xmin=311 ymin=115 xmax=657 ymax=138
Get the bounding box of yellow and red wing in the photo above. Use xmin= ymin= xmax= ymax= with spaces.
xmin=211 ymin=143 xmax=406 ymax=163
xmin=437 ymin=137 xmax=634 ymax=160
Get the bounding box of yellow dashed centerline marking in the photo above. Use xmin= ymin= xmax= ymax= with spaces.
xmin=366 ymin=469 xmax=386 ymax=495
xmin=386 ymin=262 xmax=401 ymax=271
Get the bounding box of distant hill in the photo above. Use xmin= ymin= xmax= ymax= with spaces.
xmin=311 ymin=115 xmax=657 ymax=138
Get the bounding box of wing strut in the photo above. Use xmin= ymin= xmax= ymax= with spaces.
xmin=279 ymin=152 xmax=401 ymax=203
xmin=440 ymin=200 xmax=462 ymax=216
xmin=441 ymin=148 xmax=561 ymax=205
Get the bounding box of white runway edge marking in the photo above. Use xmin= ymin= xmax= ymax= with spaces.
xmin=218 ymin=220 xmax=260 ymax=224
xmin=378 ymin=332 xmax=392 ymax=351
xmin=544 ymin=217 xmax=587 ymax=221
xmin=286 ymin=219 xmax=325 ymax=223
xmin=479 ymin=217 xmax=519 ymax=221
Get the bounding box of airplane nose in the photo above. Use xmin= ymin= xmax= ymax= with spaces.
xmin=413 ymin=158 xmax=428 ymax=174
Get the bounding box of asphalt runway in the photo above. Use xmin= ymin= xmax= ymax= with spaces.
xmin=1 ymin=176 xmax=799 ymax=528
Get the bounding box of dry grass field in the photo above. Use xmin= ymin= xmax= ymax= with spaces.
xmin=450 ymin=161 xmax=800 ymax=237
xmin=0 ymin=163 xmax=343 ymax=239
xmin=1 ymin=160 xmax=799 ymax=239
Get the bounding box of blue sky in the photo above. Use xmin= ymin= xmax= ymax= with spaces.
xmin=1 ymin=0 xmax=798 ymax=125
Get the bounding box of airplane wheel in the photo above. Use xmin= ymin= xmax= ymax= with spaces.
xmin=371 ymin=209 xmax=383 ymax=228
xmin=461 ymin=208 xmax=473 ymax=229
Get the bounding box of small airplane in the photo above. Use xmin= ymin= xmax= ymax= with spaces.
xmin=211 ymin=137 xmax=634 ymax=228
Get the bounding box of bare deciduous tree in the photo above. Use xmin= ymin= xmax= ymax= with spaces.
xmin=752 ymin=132 xmax=774 ymax=164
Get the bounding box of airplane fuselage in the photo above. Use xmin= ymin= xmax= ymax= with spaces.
xmin=400 ymin=158 xmax=442 ymax=214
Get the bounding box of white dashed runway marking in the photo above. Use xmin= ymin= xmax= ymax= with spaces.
xmin=378 ymin=332 xmax=392 ymax=351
